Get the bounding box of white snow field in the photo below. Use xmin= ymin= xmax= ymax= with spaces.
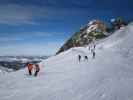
xmin=0 ymin=23 xmax=133 ymax=100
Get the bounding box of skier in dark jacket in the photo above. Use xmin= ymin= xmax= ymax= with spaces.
xmin=34 ymin=63 xmax=40 ymax=76
xmin=94 ymin=44 xmax=96 ymax=49
xmin=78 ymin=55 xmax=81 ymax=62
xmin=92 ymin=51 xmax=96 ymax=59
xmin=84 ymin=56 xmax=88 ymax=61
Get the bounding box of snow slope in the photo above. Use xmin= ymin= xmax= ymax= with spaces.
xmin=0 ymin=66 xmax=13 ymax=75
xmin=0 ymin=23 xmax=133 ymax=100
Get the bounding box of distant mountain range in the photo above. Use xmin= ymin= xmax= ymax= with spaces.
xmin=0 ymin=56 xmax=49 ymax=72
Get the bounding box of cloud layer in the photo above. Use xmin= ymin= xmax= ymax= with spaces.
xmin=0 ymin=4 xmax=48 ymax=25
xmin=0 ymin=3 xmax=89 ymax=25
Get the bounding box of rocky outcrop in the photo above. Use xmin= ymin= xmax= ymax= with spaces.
xmin=56 ymin=20 xmax=107 ymax=54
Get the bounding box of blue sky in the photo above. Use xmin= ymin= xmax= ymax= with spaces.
xmin=0 ymin=0 xmax=132 ymax=56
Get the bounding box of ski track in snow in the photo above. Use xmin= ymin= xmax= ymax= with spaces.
xmin=0 ymin=23 xmax=133 ymax=100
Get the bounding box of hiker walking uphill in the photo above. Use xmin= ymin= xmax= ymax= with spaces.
xmin=27 ymin=63 xmax=33 ymax=75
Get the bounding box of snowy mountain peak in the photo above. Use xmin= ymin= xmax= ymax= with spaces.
xmin=56 ymin=19 xmax=107 ymax=54
xmin=87 ymin=20 xmax=106 ymax=33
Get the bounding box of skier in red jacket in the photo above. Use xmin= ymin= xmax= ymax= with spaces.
xmin=27 ymin=63 xmax=33 ymax=75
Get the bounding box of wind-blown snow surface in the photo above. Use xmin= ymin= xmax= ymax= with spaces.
xmin=1 ymin=23 xmax=133 ymax=100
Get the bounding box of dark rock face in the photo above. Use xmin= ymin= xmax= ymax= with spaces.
xmin=110 ymin=17 xmax=127 ymax=30
xmin=56 ymin=20 xmax=107 ymax=54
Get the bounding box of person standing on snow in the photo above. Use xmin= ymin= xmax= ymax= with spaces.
xmin=27 ymin=63 xmax=33 ymax=75
xmin=91 ymin=48 xmax=93 ymax=53
xmin=34 ymin=63 xmax=40 ymax=76
xmin=78 ymin=55 xmax=81 ymax=62
xmin=94 ymin=44 xmax=96 ymax=49
xmin=84 ymin=56 xmax=88 ymax=61
xmin=88 ymin=45 xmax=91 ymax=51
xmin=92 ymin=51 xmax=96 ymax=59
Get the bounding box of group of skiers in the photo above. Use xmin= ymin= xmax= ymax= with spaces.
xmin=25 ymin=44 xmax=96 ymax=76
xmin=27 ymin=63 xmax=40 ymax=76
xmin=78 ymin=43 xmax=96 ymax=62
xmin=88 ymin=43 xmax=96 ymax=59
xmin=78 ymin=55 xmax=88 ymax=62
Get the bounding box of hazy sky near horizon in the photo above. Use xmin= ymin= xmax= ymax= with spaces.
xmin=0 ymin=0 xmax=132 ymax=55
